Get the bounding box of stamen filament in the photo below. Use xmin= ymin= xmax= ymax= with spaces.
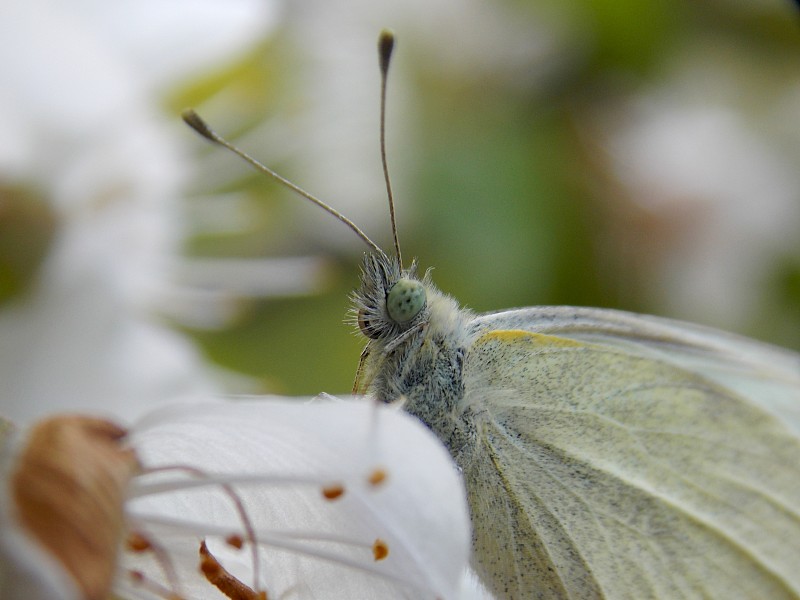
xmin=130 ymin=471 xmax=344 ymax=498
xmin=139 ymin=465 xmax=263 ymax=593
xmin=126 ymin=569 xmax=185 ymax=600
xmin=123 ymin=528 xmax=183 ymax=599
xmin=125 ymin=512 xmax=379 ymax=550
xmin=127 ymin=513 xmax=415 ymax=589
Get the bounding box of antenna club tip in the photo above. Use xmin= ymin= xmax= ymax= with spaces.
xmin=181 ymin=109 xmax=217 ymax=143
xmin=378 ymin=29 xmax=395 ymax=73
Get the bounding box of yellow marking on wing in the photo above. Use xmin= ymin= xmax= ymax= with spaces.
xmin=477 ymin=330 xmax=586 ymax=348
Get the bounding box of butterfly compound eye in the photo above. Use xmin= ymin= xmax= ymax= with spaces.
xmin=387 ymin=279 xmax=426 ymax=324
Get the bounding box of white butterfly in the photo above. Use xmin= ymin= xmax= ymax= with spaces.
xmin=352 ymin=257 xmax=800 ymax=597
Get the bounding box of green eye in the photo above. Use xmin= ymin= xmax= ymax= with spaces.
xmin=387 ymin=279 xmax=426 ymax=323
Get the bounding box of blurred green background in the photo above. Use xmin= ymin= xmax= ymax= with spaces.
xmin=149 ymin=1 xmax=800 ymax=395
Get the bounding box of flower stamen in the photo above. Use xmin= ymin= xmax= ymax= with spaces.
xmin=200 ymin=540 xmax=268 ymax=600
xmin=321 ymin=483 xmax=345 ymax=500
xmin=372 ymin=538 xmax=389 ymax=561
xmin=140 ymin=464 xmax=263 ymax=593
xmin=124 ymin=525 xmax=183 ymax=597
xmin=367 ymin=467 xmax=388 ymax=487
xmin=128 ymin=569 xmax=185 ymax=600
xmin=126 ymin=531 xmax=152 ymax=552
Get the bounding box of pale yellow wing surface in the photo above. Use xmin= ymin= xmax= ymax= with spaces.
xmin=473 ymin=306 xmax=800 ymax=432
xmin=461 ymin=308 xmax=800 ymax=599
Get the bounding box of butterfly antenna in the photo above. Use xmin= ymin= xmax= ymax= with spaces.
xmin=182 ymin=109 xmax=385 ymax=257
xmin=378 ymin=29 xmax=403 ymax=267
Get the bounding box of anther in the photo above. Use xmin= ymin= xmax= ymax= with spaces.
xmin=367 ymin=467 xmax=388 ymax=487
xmin=322 ymin=483 xmax=345 ymax=500
xmin=127 ymin=569 xmax=186 ymax=600
xmin=126 ymin=531 xmax=152 ymax=553
xmin=130 ymin=570 xmax=144 ymax=583
xmin=372 ymin=538 xmax=389 ymax=561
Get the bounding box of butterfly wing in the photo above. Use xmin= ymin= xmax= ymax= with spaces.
xmin=474 ymin=305 xmax=800 ymax=432
xmin=461 ymin=306 xmax=800 ymax=599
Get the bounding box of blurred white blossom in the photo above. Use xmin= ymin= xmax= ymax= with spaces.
xmin=592 ymin=46 xmax=800 ymax=331
xmin=0 ymin=0 xmax=279 ymax=423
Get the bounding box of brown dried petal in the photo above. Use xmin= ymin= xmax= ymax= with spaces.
xmin=10 ymin=415 xmax=140 ymax=600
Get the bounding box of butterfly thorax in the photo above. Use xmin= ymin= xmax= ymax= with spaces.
xmin=352 ymin=252 xmax=477 ymax=456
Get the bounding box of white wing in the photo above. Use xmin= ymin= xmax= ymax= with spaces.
xmin=461 ymin=306 xmax=800 ymax=599
xmin=473 ymin=305 xmax=800 ymax=432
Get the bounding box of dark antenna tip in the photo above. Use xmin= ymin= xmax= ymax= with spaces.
xmin=181 ymin=109 xmax=217 ymax=143
xmin=378 ymin=29 xmax=395 ymax=76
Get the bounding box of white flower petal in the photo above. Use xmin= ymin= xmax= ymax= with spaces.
xmin=126 ymin=397 xmax=471 ymax=599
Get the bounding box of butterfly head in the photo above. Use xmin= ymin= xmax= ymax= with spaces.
xmin=352 ymin=252 xmax=428 ymax=341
